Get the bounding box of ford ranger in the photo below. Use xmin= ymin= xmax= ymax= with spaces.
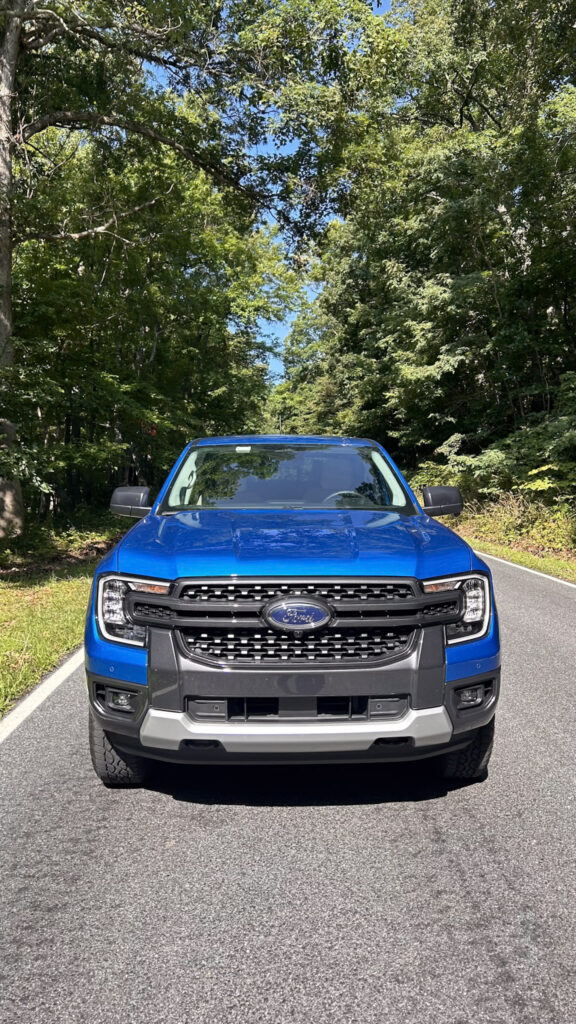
xmin=85 ymin=435 xmax=500 ymax=786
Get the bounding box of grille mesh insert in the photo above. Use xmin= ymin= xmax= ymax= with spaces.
xmin=181 ymin=627 xmax=414 ymax=664
xmin=181 ymin=580 xmax=415 ymax=603
xmin=422 ymin=600 xmax=459 ymax=617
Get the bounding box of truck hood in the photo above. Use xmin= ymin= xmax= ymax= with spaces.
xmin=115 ymin=509 xmax=472 ymax=581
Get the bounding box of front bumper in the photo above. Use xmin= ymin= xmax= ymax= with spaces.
xmin=87 ymin=644 xmax=499 ymax=764
xmin=139 ymin=703 xmax=454 ymax=754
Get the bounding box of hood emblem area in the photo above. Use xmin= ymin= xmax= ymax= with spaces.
xmin=263 ymin=597 xmax=332 ymax=633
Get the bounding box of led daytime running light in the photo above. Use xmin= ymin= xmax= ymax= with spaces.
xmin=422 ymin=574 xmax=490 ymax=644
xmin=131 ymin=582 xmax=170 ymax=594
xmin=97 ymin=575 xmax=170 ymax=646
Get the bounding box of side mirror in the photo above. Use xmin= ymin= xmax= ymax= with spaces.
xmin=110 ymin=486 xmax=151 ymax=519
xmin=422 ymin=485 xmax=463 ymax=517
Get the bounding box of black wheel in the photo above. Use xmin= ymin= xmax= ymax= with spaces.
xmin=443 ymin=717 xmax=495 ymax=781
xmin=89 ymin=712 xmax=150 ymax=787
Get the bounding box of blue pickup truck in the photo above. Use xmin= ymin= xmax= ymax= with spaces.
xmin=85 ymin=435 xmax=500 ymax=786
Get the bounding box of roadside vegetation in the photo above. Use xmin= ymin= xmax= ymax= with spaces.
xmin=0 ymin=0 xmax=378 ymax=527
xmin=454 ymin=496 xmax=576 ymax=584
xmin=0 ymin=514 xmax=122 ymax=716
xmin=3 ymin=1 xmax=576 ymax=525
xmin=269 ymin=1 xmax=576 ymax=550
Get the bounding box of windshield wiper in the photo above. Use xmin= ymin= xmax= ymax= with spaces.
xmin=159 ymin=502 xmax=403 ymax=515
xmin=160 ymin=503 xmax=307 ymax=513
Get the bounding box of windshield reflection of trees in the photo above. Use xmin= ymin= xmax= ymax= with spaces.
xmin=176 ymin=446 xmax=403 ymax=510
xmin=190 ymin=450 xmax=295 ymax=506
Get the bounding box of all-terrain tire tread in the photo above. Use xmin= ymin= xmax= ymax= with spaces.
xmin=89 ymin=713 xmax=149 ymax=787
xmin=443 ymin=717 xmax=495 ymax=780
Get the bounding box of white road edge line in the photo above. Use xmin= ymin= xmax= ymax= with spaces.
xmin=476 ymin=551 xmax=576 ymax=589
xmin=0 ymin=646 xmax=84 ymax=744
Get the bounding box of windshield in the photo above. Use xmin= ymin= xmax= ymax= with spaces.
xmin=159 ymin=444 xmax=415 ymax=514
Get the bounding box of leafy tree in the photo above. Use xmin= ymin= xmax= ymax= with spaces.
xmin=1 ymin=132 xmax=298 ymax=513
xmin=275 ymin=0 xmax=576 ymax=503
xmin=0 ymin=0 xmax=392 ymax=532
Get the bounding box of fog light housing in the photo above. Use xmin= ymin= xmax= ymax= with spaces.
xmin=456 ymin=685 xmax=485 ymax=708
xmin=108 ymin=689 xmax=136 ymax=712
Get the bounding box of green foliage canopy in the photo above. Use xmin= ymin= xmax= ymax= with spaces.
xmin=4 ymin=135 xmax=298 ymax=510
xmin=273 ymin=0 xmax=576 ymax=502
xmin=1 ymin=0 xmax=392 ymax=514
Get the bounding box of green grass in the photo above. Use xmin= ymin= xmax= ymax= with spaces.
xmin=0 ymin=564 xmax=94 ymax=716
xmin=455 ymin=532 xmax=576 ymax=583
xmin=0 ymin=512 xmax=124 ymax=718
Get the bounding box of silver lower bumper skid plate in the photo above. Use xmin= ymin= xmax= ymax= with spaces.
xmin=139 ymin=706 xmax=453 ymax=754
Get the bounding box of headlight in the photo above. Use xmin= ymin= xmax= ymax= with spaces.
xmin=422 ymin=574 xmax=491 ymax=644
xmin=97 ymin=575 xmax=170 ymax=646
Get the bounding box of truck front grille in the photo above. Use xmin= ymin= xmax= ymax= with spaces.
xmin=128 ymin=575 xmax=465 ymax=669
xmin=180 ymin=580 xmax=415 ymax=603
xmin=181 ymin=626 xmax=414 ymax=665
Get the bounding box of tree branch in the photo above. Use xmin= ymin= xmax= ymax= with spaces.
xmin=16 ymin=109 xmax=265 ymax=199
xmin=19 ymin=6 xmax=216 ymax=75
xmin=452 ymin=68 xmax=503 ymax=131
xmin=15 ymin=187 xmax=174 ymax=244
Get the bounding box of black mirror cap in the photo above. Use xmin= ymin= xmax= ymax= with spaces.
xmin=110 ymin=486 xmax=151 ymax=519
xmin=422 ymin=485 xmax=463 ymax=517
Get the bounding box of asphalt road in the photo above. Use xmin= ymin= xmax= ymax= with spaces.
xmin=1 ymin=556 xmax=576 ymax=1024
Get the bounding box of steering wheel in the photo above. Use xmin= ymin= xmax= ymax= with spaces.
xmin=322 ymin=490 xmax=361 ymax=504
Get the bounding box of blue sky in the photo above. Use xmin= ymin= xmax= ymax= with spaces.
xmin=266 ymin=315 xmax=297 ymax=380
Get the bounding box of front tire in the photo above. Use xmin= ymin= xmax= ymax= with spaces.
xmin=443 ymin=717 xmax=495 ymax=781
xmin=89 ymin=712 xmax=150 ymax=787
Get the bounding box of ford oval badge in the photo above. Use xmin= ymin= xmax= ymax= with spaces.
xmin=263 ymin=597 xmax=331 ymax=632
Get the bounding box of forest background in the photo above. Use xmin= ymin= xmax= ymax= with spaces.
xmin=1 ymin=0 xmax=576 ymax=709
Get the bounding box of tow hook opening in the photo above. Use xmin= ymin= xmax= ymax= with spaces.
xmin=182 ymin=739 xmax=222 ymax=749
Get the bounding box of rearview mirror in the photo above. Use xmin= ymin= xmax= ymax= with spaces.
xmin=422 ymin=485 xmax=463 ymax=517
xmin=110 ymin=486 xmax=151 ymax=519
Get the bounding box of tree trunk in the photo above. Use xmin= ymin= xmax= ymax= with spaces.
xmin=0 ymin=3 xmax=24 ymax=537
xmin=0 ymin=417 xmax=23 ymax=534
